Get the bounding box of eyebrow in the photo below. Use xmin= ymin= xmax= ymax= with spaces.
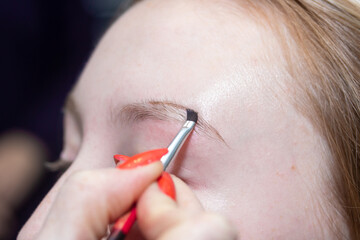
xmin=65 ymin=96 xmax=225 ymax=143
xmin=115 ymin=100 xmax=225 ymax=143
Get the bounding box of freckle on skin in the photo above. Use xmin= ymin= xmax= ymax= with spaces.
xmin=291 ymin=165 xmax=296 ymax=171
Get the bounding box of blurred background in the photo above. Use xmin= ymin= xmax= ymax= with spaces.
xmin=0 ymin=0 xmax=134 ymax=238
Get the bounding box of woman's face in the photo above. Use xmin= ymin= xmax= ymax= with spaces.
xmin=22 ymin=0 xmax=335 ymax=238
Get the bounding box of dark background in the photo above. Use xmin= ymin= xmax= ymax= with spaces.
xmin=0 ymin=0 xmax=132 ymax=238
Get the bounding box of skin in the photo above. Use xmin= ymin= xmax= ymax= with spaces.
xmin=19 ymin=0 xmax=337 ymax=239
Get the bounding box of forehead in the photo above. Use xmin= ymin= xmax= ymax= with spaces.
xmin=72 ymin=0 xmax=288 ymax=131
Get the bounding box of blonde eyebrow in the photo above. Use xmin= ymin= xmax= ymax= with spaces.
xmin=64 ymin=95 xmax=226 ymax=144
xmin=116 ymin=100 xmax=226 ymax=143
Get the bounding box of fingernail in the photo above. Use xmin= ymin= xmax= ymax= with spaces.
xmin=157 ymin=172 xmax=176 ymax=200
xmin=117 ymin=148 xmax=168 ymax=169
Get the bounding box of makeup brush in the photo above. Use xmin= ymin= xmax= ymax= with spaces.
xmin=160 ymin=109 xmax=198 ymax=169
xmin=107 ymin=109 xmax=198 ymax=240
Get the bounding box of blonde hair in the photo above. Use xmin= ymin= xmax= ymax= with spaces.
xmin=235 ymin=0 xmax=360 ymax=238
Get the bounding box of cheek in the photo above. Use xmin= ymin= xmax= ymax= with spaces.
xmin=177 ymin=144 xmax=322 ymax=239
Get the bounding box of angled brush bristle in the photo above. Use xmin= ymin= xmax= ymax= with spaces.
xmin=186 ymin=109 xmax=198 ymax=123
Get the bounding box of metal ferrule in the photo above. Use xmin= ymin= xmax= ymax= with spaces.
xmin=160 ymin=120 xmax=196 ymax=170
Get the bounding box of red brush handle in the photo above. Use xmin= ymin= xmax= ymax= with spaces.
xmin=107 ymin=149 xmax=175 ymax=240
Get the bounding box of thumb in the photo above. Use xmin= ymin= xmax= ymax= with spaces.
xmin=37 ymin=162 xmax=163 ymax=240
xmin=137 ymin=175 xmax=237 ymax=240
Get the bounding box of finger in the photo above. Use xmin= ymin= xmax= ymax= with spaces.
xmin=158 ymin=213 xmax=238 ymax=240
xmin=137 ymin=183 xmax=185 ymax=240
xmin=136 ymin=175 xmax=203 ymax=240
xmin=170 ymin=175 xmax=203 ymax=213
xmin=37 ymin=162 xmax=163 ymax=240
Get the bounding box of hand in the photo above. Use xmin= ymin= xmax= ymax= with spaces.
xmin=37 ymin=163 xmax=163 ymax=240
xmin=36 ymin=163 xmax=237 ymax=240
xmin=136 ymin=175 xmax=238 ymax=240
